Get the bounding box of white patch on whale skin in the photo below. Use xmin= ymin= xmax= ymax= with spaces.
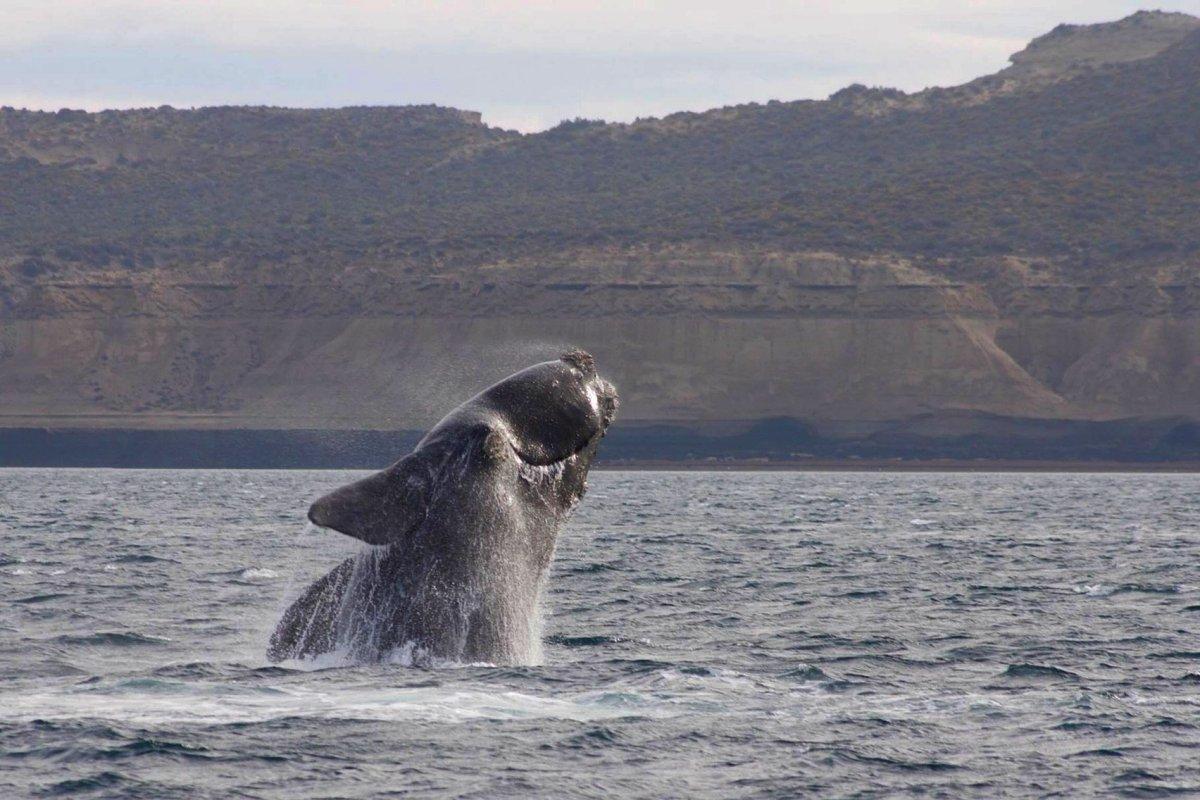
xmin=518 ymin=458 xmax=568 ymax=487
xmin=586 ymin=382 xmax=600 ymax=418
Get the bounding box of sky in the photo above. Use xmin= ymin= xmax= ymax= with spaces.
xmin=3 ymin=1 xmax=1198 ymax=132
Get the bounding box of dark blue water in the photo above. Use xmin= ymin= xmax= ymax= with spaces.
xmin=1 ymin=469 xmax=1199 ymax=798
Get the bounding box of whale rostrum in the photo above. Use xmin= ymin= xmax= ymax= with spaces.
xmin=268 ymin=350 xmax=618 ymax=666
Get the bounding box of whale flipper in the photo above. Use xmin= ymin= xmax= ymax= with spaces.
xmin=267 ymin=557 xmax=354 ymax=661
xmin=307 ymin=452 xmax=431 ymax=545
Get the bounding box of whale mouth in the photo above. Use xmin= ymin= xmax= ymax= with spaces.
xmin=511 ymin=432 xmax=596 ymax=469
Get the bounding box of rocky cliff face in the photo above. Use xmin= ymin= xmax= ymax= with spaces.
xmin=5 ymin=247 xmax=1198 ymax=432
xmin=2 ymin=12 xmax=1199 ymax=444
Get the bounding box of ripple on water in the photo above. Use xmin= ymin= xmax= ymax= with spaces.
xmin=51 ymin=632 xmax=172 ymax=647
xmin=993 ymin=664 xmax=1083 ymax=685
xmin=12 ymin=593 xmax=71 ymax=604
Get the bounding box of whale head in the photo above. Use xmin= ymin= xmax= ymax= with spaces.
xmin=473 ymin=348 xmax=618 ymax=467
xmin=306 ymin=351 xmax=618 ymax=546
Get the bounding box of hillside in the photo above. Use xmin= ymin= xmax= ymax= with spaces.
xmin=2 ymin=11 xmax=1199 ymax=461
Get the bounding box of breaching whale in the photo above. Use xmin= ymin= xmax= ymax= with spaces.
xmin=268 ymin=350 xmax=618 ymax=665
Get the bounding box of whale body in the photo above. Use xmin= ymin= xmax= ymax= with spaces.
xmin=268 ymin=351 xmax=618 ymax=665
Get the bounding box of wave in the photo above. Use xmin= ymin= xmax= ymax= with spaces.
xmin=210 ymin=567 xmax=280 ymax=583
xmin=835 ymin=589 xmax=888 ymax=599
xmin=112 ymin=554 xmax=179 ymax=565
xmin=1068 ymin=747 xmax=1126 ymax=758
xmin=150 ymin=662 xmax=230 ymax=679
xmin=565 ymin=562 xmax=621 ymax=574
xmin=13 ymin=592 xmax=71 ymax=604
xmin=779 ymin=664 xmax=830 ymax=682
xmin=545 ymin=634 xmax=639 ymax=647
xmin=43 ymin=771 xmax=128 ymax=796
xmin=52 ymin=632 xmax=172 ymax=647
xmin=997 ymin=664 xmax=1081 ymax=682
xmin=839 ymin=750 xmax=962 ymax=773
xmin=1075 ymin=582 xmax=1185 ymax=597
xmin=5 ymin=659 xmax=90 ymax=679
xmin=1150 ymin=651 xmax=1200 ymax=661
xmin=98 ymin=738 xmax=216 ymax=761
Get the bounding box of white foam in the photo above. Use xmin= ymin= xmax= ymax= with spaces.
xmin=278 ymin=640 xmax=501 ymax=672
xmin=0 ymin=682 xmax=673 ymax=726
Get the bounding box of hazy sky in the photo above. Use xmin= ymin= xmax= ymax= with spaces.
xmin=4 ymin=1 xmax=1199 ymax=131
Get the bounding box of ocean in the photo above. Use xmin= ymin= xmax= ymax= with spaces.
xmin=1 ymin=468 xmax=1198 ymax=798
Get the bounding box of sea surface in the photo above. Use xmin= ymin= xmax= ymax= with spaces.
xmin=1 ymin=469 xmax=1199 ymax=799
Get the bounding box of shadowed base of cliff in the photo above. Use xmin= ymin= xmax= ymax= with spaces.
xmin=1 ymin=413 xmax=1198 ymax=468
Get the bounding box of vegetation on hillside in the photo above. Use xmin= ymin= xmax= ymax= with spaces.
xmin=1 ymin=13 xmax=1197 ymax=277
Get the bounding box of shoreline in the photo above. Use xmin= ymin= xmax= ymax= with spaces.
xmin=2 ymin=461 xmax=1198 ymax=473
xmin=596 ymin=459 xmax=1200 ymax=473
xmin=2 ymin=425 xmax=1198 ymax=471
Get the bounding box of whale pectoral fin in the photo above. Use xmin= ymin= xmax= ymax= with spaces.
xmin=267 ymin=557 xmax=354 ymax=662
xmin=307 ymin=453 xmax=430 ymax=545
